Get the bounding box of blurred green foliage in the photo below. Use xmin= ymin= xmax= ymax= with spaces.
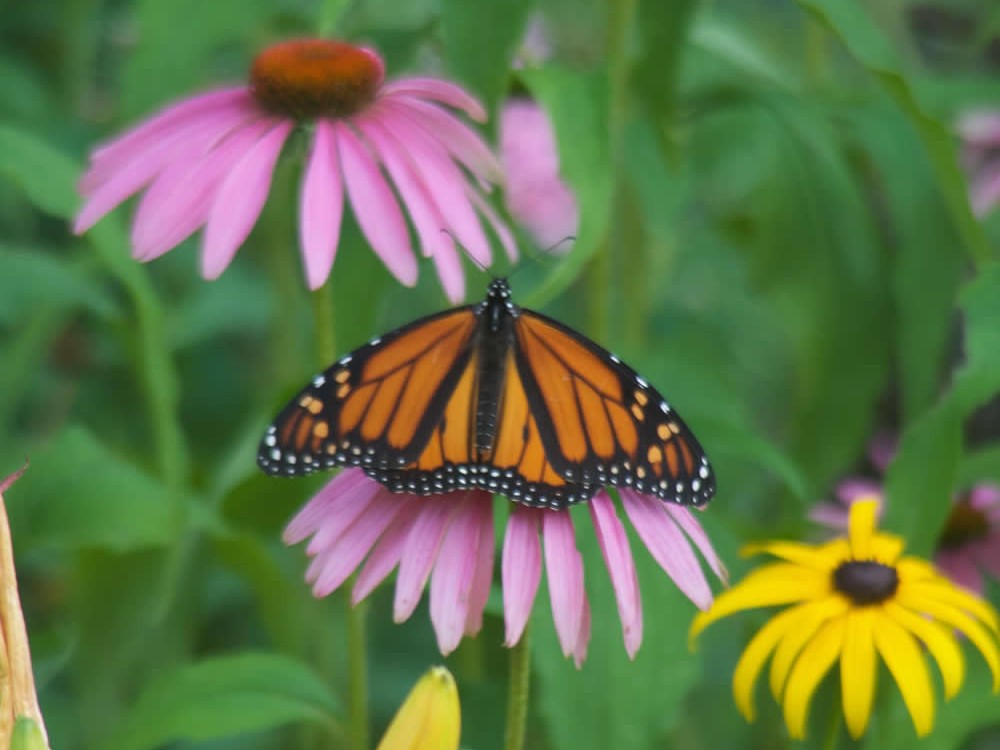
xmin=2 ymin=0 xmax=1000 ymax=748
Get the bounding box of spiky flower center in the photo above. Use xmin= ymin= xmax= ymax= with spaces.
xmin=833 ymin=560 xmax=899 ymax=605
xmin=938 ymin=497 xmax=990 ymax=549
xmin=250 ymin=39 xmax=384 ymax=119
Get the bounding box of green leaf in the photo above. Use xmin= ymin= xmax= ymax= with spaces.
xmin=950 ymin=262 xmax=1000 ymax=415
xmin=520 ymin=67 xmax=612 ymax=306
xmin=8 ymin=426 xmax=178 ymax=551
xmin=633 ymin=0 xmax=699 ymax=124
xmin=796 ymin=0 xmax=991 ymax=268
xmin=441 ymin=0 xmax=533 ymax=107
xmin=533 ymin=506 xmax=703 ymax=750
xmin=0 ymin=124 xmax=79 ymax=217
xmin=102 ymin=652 xmax=341 ymax=750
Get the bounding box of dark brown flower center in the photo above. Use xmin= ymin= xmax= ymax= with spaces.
xmin=832 ymin=560 xmax=899 ymax=605
xmin=250 ymin=39 xmax=383 ymax=119
xmin=938 ymin=497 xmax=990 ymax=549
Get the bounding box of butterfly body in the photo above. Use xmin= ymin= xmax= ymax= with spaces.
xmin=259 ymin=279 xmax=715 ymax=510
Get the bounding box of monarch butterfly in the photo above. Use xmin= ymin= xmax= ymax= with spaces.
xmin=258 ymin=279 xmax=715 ymax=510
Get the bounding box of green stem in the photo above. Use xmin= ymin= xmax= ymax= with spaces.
xmin=503 ymin=626 xmax=532 ymax=750
xmin=310 ymin=282 xmax=367 ymax=749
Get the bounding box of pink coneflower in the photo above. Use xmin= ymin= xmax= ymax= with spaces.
xmin=285 ymin=469 xmax=725 ymax=664
xmin=957 ymin=109 xmax=1000 ymax=217
xmin=811 ymin=435 xmax=1000 ymax=593
xmin=500 ymin=98 xmax=578 ymax=252
xmin=75 ymin=39 xmax=516 ymax=302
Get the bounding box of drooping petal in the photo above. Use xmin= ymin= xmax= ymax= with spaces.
xmin=299 ymin=120 xmax=344 ymax=289
xmin=356 ymin=117 xmax=465 ymax=301
xmin=352 ymin=502 xmax=423 ymax=604
xmin=466 ymin=187 xmax=519 ymax=262
xmin=590 ymin=492 xmax=642 ymax=658
xmin=883 ymin=601 xmax=965 ymax=699
xmin=310 ymin=489 xmax=403 ymax=597
xmin=202 ymin=120 xmax=293 ymax=279
xmin=782 ymin=617 xmax=846 ymax=740
xmin=464 ymin=501 xmax=496 ymax=637
xmin=381 ymin=79 xmax=487 ymax=121
xmin=131 ymin=118 xmax=274 ymax=260
xmin=283 ymin=468 xmax=377 ymax=545
xmin=690 ymin=564 xmax=827 ymax=641
xmin=621 ymin=490 xmax=711 ymax=610
xmin=769 ymin=597 xmax=849 ymax=700
xmin=872 ymin=614 xmax=934 ymax=737
xmin=334 ymin=122 xmax=417 ymax=286
xmin=373 ymin=105 xmax=491 ymax=268
xmin=542 ymin=510 xmax=585 ymax=659
xmin=839 ymin=610 xmax=877 ymax=739
xmin=732 ymin=604 xmax=812 ymax=722
xmin=430 ymin=496 xmax=492 ymax=654
xmin=741 ymin=539 xmax=844 ymax=571
xmin=394 ymin=499 xmax=457 ymax=622
xmin=572 ymin=594 xmax=592 ymax=669
xmin=906 ymin=579 xmax=999 ymax=631
xmin=666 ymin=506 xmax=728 ymax=584
xmin=503 ymin=507 xmax=543 ymax=647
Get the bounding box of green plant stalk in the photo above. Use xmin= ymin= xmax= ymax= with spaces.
xmin=503 ymin=626 xmax=532 ymax=750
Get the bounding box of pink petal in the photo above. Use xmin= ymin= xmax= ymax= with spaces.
xmin=382 ymin=98 xmax=502 ymax=181
xmin=333 ymin=122 xmax=417 ymax=286
xmin=371 ymin=106 xmax=492 ymax=268
xmin=467 ymin=187 xmax=519 ymax=262
xmin=868 ymin=432 xmax=897 ymax=473
xmin=131 ymin=118 xmax=273 ymax=260
xmin=299 ymin=121 xmax=344 ymax=289
xmin=620 ymin=490 xmax=712 ymax=610
xmin=542 ymin=510 xmax=586 ymax=658
xmin=381 ymin=78 xmax=487 ymax=121
xmin=835 ymin=479 xmax=884 ymax=506
xmin=309 ymin=489 xmax=403 ymax=597
xmin=394 ymin=498 xmax=458 ymax=622
xmin=934 ymin=548 xmax=983 ymax=594
xmin=86 ymin=88 xmax=249 ymax=168
xmin=430 ymin=496 xmax=493 ymax=654
xmin=283 ymin=469 xmax=376 ymax=545
xmin=503 ymin=507 xmax=543 ymax=646
xmin=355 ymin=117 xmax=466 ymax=302
xmin=971 ymin=531 xmax=1000 ymax=580
xmin=667 ymin=505 xmax=728 ymax=584
xmin=589 ymin=492 xmax=642 ymax=658
xmin=352 ymin=502 xmax=422 ymax=604
xmin=201 ymin=120 xmax=293 ymax=279
xmin=464 ymin=497 xmax=496 ymax=637
xmin=969 ymin=484 xmax=1000 ymax=512
xmin=808 ymin=502 xmax=851 ymax=531
xmin=957 ymin=111 xmax=1000 ymax=147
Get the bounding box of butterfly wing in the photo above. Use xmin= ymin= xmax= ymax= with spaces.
xmin=512 ymin=309 xmax=715 ymax=507
xmin=370 ymin=345 xmax=598 ymax=508
xmin=258 ymin=307 xmax=478 ymax=476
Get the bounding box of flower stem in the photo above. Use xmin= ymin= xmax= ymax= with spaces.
xmin=310 ymin=282 xmax=367 ymax=750
xmin=504 ymin=626 xmax=532 ymax=750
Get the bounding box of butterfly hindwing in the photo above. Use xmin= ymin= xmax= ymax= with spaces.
xmin=513 ymin=309 xmax=715 ymax=506
xmin=258 ymin=307 xmax=477 ymax=476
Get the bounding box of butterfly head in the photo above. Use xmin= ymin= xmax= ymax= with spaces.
xmin=486 ymin=277 xmax=512 ymax=301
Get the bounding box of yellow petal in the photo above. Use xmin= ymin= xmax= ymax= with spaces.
xmin=896 ymin=557 xmax=938 ymax=583
xmin=883 ymin=601 xmax=964 ymax=700
xmin=376 ymin=666 xmax=461 ymax=750
xmin=769 ymin=596 xmax=849 ymax=700
xmin=869 ymin=533 xmax=904 ymax=565
xmin=689 ymin=564 xmax=826 ymax=643
xmin=907 ymin=580 xmax=999 ymax=632
xmin=733 ymin=605 xmax=810 ymax=722
xmin=872 ymin=613 xmax=934 ymax=737
xmin=840 ymin=610 xmax=877 ymax=739
xmin=741 ymin=540 xmax=845 ymax=570
xmin=782 ymin=617 xmax=846 ymax=740
xmin=847 ymin=499 xmax=879 ymax=560
xmin=897 ymin=590 xmax=1000 ymax=691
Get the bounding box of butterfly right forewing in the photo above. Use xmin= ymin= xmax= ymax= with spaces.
xmin=258 ymin=307 xmax=478 ymax=477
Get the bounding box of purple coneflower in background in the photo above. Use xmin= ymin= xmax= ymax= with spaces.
xmin=811 ymin=434 xmax=1000 ymax=593
xmin=957 ymin=109 xmax=1000 ymax=217
xmin=285 ymin=468 xmax=725 ymax=664
xmin=75 ymin=39 xmax=515 ymax=302
xmin=500 ymin=99 xmax=578 ymax=252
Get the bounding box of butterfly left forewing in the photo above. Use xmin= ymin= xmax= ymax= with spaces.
xmin=258 ymin=307 xmax=477 ymax=476
xmin=513 ymin=310 xmax=715 ymax=507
